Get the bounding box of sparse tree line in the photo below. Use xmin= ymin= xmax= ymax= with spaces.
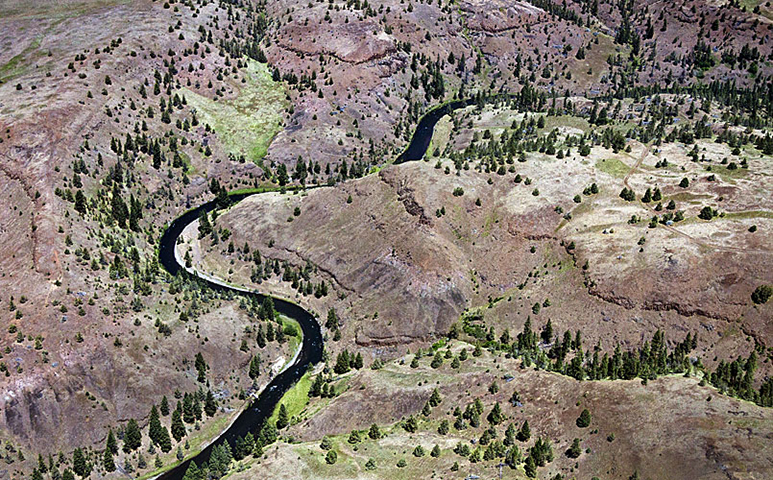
xmin=451 ymin=312 xmax=773 ymax=408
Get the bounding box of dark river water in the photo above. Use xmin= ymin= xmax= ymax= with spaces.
xmin=156 ymin=96 xmax=472 ymax=478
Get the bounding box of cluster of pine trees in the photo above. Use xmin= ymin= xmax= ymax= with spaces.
xmin=457 ymin=314 xmax=773 ymax=408
xmin=333 ymin=349 xmax=364 ymax=374
xmin=709 ymin=349 xmax=773 ymax=407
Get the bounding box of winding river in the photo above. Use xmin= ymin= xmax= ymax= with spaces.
xmin=156 ymin=97 xmax=472 ymax=479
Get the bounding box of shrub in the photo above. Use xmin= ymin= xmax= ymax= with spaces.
xmin=619 ymin=188 xmax=635 ymax=201
xmin=576 ymin=409 xmax=591 ymax=428
xmin=751 ymin=285 xmax=772 ymax=305
xmin=698 ymin=206 xmax=714 ymax=220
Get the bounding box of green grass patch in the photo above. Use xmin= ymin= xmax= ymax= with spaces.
xmin=666 ymin=191 xmax=712 ymax=204
xmin=181 ymin=60 xmax=285 ymax=163
xmin=714 ymin=165 xmax=749 ymax=181
xmin=568 ymin=197 xmax=595 ymax=218
xmin=724 ymin=210 xmax=773 ymax=220
xmin=595 ymin=157 xmax=630 ymax=178
xmin=0 ymin=0 xmax=130 ymax=19
xmin=545 ymin=115 xmax=590 ymax=132
xmin=270 ymin=369 xmax=313 ymax=425
xmin=481 ymin=210 xmax=499 ymax=237
xmin=738 ymin=0 xmax=764 ymax=10
xmin=0 ymin=35 xmax=42 ymax=83
xmin=280 ymin=315 xmax=303 ymax=361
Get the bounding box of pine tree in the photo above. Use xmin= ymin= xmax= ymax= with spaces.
xmin=149 ymin=405 xmax=163 ymax=441
xmin=429 ymin=388 xmax=442 ymax=407
xmin=72 ymin=448 xmax=89 ymax=478
xmin=276 ymin=403 xmax=289 ymax=429
xmin=182 ymin=461 xmax=201 ymax=480
xmin=249 ymin=355 xmax=260 ymax=379
xmin=172 ymin=409 xmax=187 ymax=442
xmin=517 ymin=420 xmax=531 ymax=442
xmin=160 ymin=395 xmax=170 ymax=416
xmin=183 ymin=394 xmax=195 ymax=423
xmin=124 ymin=418 xmax=142 ymax=452
xmin=487 ymin=402 xmax=504 ymax=425
xmin=106 ymin=428 xmax=118 ymax=454
xmin=566 ymin=438 xmax=582 ymax=458
xmin=103 ymin=447 xmax=116 ymax=472
xmin=193 ymin=395 xmax=202 ymax=421
xmin=111 ymin=183 xmax=129 ymax=227
xmin=524 ymin=455 xmax=537 ymax=478
xmin=195 ymin=352 xmax=207 ymax=383
xmin=253 ymin=439 xmax=264 ymax=458
xmin=234 ymin=433 xmax=256 ymax=460
xmin=438 ymin=419 xmax=449 ymax=435
xmin=310 ymin=374 xmax=324 ymax=397
xmin=259 ymin=422 xmax=277 ymax=446
xmin=334 ymin=351 xmax=351 ymax=374
xmin=198 ymin=211 xmax=212 ymax=239
xmin=74 ymin=190 xmax=87 ymax=214
xmin=353 ymin=352 xmax=364 ymax=369
xmin=505 ymin=446 xmax=521 ymax=468
xmin=205 ymin=390 xmax=217 ymax=416
xmin=157 ymin=426 xmax=173 ymax=453
xmin=541 ymin=319 xmax=553 ymax=343
xmin=431 ymin=351 xmax=444 ymax=368
xmin=149 ymin=405 xmax=173 ymax=451
xmin=504 ymin=423 xmax=516 ymax=445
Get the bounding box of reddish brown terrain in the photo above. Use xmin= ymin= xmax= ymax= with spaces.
xmin=0 ymin=0 xmax=771 ymax=478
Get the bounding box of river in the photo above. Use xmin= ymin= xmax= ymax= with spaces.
xmin=155 ymin=96 xmax=473 ymax=479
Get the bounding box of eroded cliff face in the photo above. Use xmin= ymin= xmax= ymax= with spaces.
xmin=208 ymin=165 xmax=471 ymax=346
xmin=0 ymin=300 xmax=294 ymax=460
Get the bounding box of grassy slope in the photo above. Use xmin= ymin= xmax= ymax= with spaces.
xmin=182 ymin=60 xmax=285 ymax=163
